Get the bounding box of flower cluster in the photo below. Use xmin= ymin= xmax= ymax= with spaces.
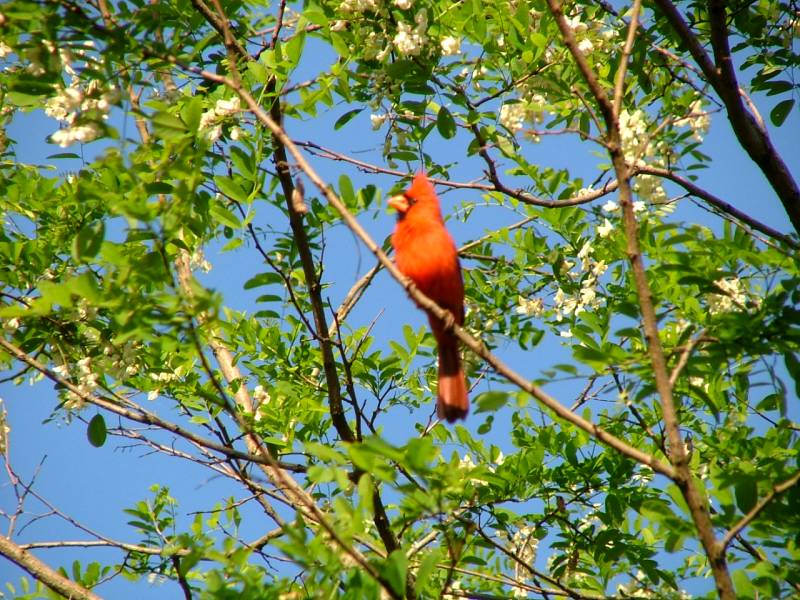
xmin=674 ymin=99 xmax=710 ymax=142
xmin=46 ymin=80 xmax=118 ymax=147
xmin=189 ymin=247 xmax=212 ymax=273
xmin=41 ymin=42 xmax=118 ymax=148
xmin=54 ymin=357 xmax=99 ymax=410
xmin=551 ymin=241 xmax=607 ymax=327
xmin=199 ymin=96 xmax=241 ymax=142
xmin=707 ymin=277 xmax=760 ymax=314
xmin=147 ymin=366 xmax=184 ymax=401
xmin=392 ymin=9 xmax=428 ymax=56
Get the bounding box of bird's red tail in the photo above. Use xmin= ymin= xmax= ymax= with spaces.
xmin=437 ymin=335 xmax=468 ymax=422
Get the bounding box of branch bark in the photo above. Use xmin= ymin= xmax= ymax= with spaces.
xmin=0 ymin=535 xmax=101 ymax=600
xmin=652 ymin=0 xmax=800 ymax=234
xmin=544 ymin=1 xmax=735 ymax=597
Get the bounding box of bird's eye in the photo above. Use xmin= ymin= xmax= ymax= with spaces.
xmin=405 ymin=194 xmax=417 ymax=206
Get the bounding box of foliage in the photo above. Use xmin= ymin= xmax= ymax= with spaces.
xmin=0 ymin=0 xmax=798 ymax=598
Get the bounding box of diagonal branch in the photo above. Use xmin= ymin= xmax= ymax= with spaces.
xmin=0 ymin=534 xmax=101 ymax=600
xmin=652 ymin=0 xmax=800 ymax=234
xmin=720 ymin=470 xmax=800 ymax=550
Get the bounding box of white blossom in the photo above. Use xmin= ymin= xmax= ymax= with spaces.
xmin=675 ymin=99 xmax=710 ymax=141
xmin=515 ymin=296 xmax=544 ymax=317
xmin=0 ymin=42 xmax=12 ymax=58
xmin=602 ymin=200 xmax=619 ymax=213
xmin=50 ymin=123 xmax=102 ymax=147
xmin=393 ymin=0 xmax=412 ymax=8
xmin=499 ymin=102 xmax=526 ymax=133
xmin=597 ymin=218 xmax=614 ymax=238
xmin=370 ymin=113 xmax=388 ymax=129
xmin=440 ymin=36 xmax=461 ymax=56
xmin=253 ymin=385 xmax=271 ymax=405
xmin=214 ymin=96 xmax=240 ymax=116
xmin=330 ymin=20 xmax=347 ymax=31
xmin=339 ymin=0 xmax=378 ymax=13
xmin=393 ymin=20 xmax=426 ymax=56
xmin=577 ymin=38 xmax=594 ymax=53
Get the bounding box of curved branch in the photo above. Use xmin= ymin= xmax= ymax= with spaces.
xmin=543 ymin=0 xmax=735 ymax=597
xmin=0 ymin=535 xmax=101 ymax=600
xmin=634 ymin=165 xmax=798 ymax=249
xmin=652 ymin=0 xmax=800 ymax=234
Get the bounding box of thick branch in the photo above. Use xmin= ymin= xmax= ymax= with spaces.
xmin=0 ymin=535 xmax=101 ymax=600
xmin=544 ymin=1 xmax=735 ymax=597
xmin=652 ymin=0 xmax=800 ymax=234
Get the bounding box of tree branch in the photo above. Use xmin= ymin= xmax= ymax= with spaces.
xmin=720 ymin=470 xmax=800 ymax=550
xmin=652 ymin=0 xmax=800 ymax=234
xmin=0 ymin=534 xmax=101 ymax=600
xmin=543 ymin=1 xmax=735 ymax=597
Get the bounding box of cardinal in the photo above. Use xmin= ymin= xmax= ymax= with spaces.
xmin=388 ymin=173 xmax=468 ymax=422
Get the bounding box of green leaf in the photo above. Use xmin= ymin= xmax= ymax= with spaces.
xmin=210 ymin=202 xmax=242 ymax=229
xmin=72 ymin=221 xmax=105 ymax=261
xmin=151 ymin=111 xmax=187 ymax=138
xmin=383 ymin=550 xmax=407 ymax=597
xmin=87 ymin=414 xmax=107 ymax=448
xmin=735 ymin=478 xmax=758 ymax=513
xmin=215 ymin=175 xmax=249 ymax=204
xmin=415 ymin=548 xmax=441 ymax=592
xmin=334 ymin=108 xmax=363 ymax=130
xmin=339 ymin=174 xmax=355 ymax=206
xmin=474 ymin=391 xmax=508 ymax=414
xmin=770 ymin=98 xmax=794 ymax=127
xmin=436 ymin=106 xmax=457 ymax=139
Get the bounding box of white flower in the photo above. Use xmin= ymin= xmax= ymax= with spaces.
xmin=51 ymin=123 xmax=102 ymax=147
xmin=565 ymin=15 xmax=588 ymax=33
xmin=199 ymin=109 xmax=217 ymax=130
xmin=576 ymin=187 xmax=594 ymax=199
xmin=597 ymin=218 xmax=613 ymax=238
xmin=3 ymin=318 xmax=19 ymax=332
xmin=499 ymin=103 xmax=526 ymax=133
xmin=148 ymin=389 xmax=160 ymax=401
xmin=592 ymin=260 xmax=608 ymax=276
xmin=230 ymin=126 xmax=243 ymax=140
xmin=440 ymin=36 xmax=461 ymax=56
xmin=675 ymin=99 xmax=710 ymax=141
xmin=559 ymin=329 xmax=573 ymax=338
xmin=214 ymin=96 xmax=240 ymax=117
xmin=602 ymin=200 xmax=619 ymax=213
xmin=0 ymin=42 xmax=12 ymax=58
xmin=393 ymin=21 xmax=425 ymax=56
xmin=577 ymin=38 xmax=594 ymax=53
xmin=370 ymin=113 xmax=388 ymax=130
xmin=330 ymin=20 xmax=347 ymax=31
xmin=253 ymin=385 xmax=271 ymax=405
xmin=632 ymin=200 xmax=646 ymax=213
xmin=189 ymin=249 xmax=212 ymax=272
xmin=53 ymin=364 xmax=69 ymax=378
xmin=515 ymin=296 xmax=544 ymax=317
xmin=393 ymin=0 xmax=412 ymax=8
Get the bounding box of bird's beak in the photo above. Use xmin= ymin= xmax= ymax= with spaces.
xmin=388 ymin=194 xmax=409 ymax=214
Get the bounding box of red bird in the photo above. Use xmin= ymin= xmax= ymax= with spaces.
xmin=388 ymin=173 xmax=468 ymax=422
